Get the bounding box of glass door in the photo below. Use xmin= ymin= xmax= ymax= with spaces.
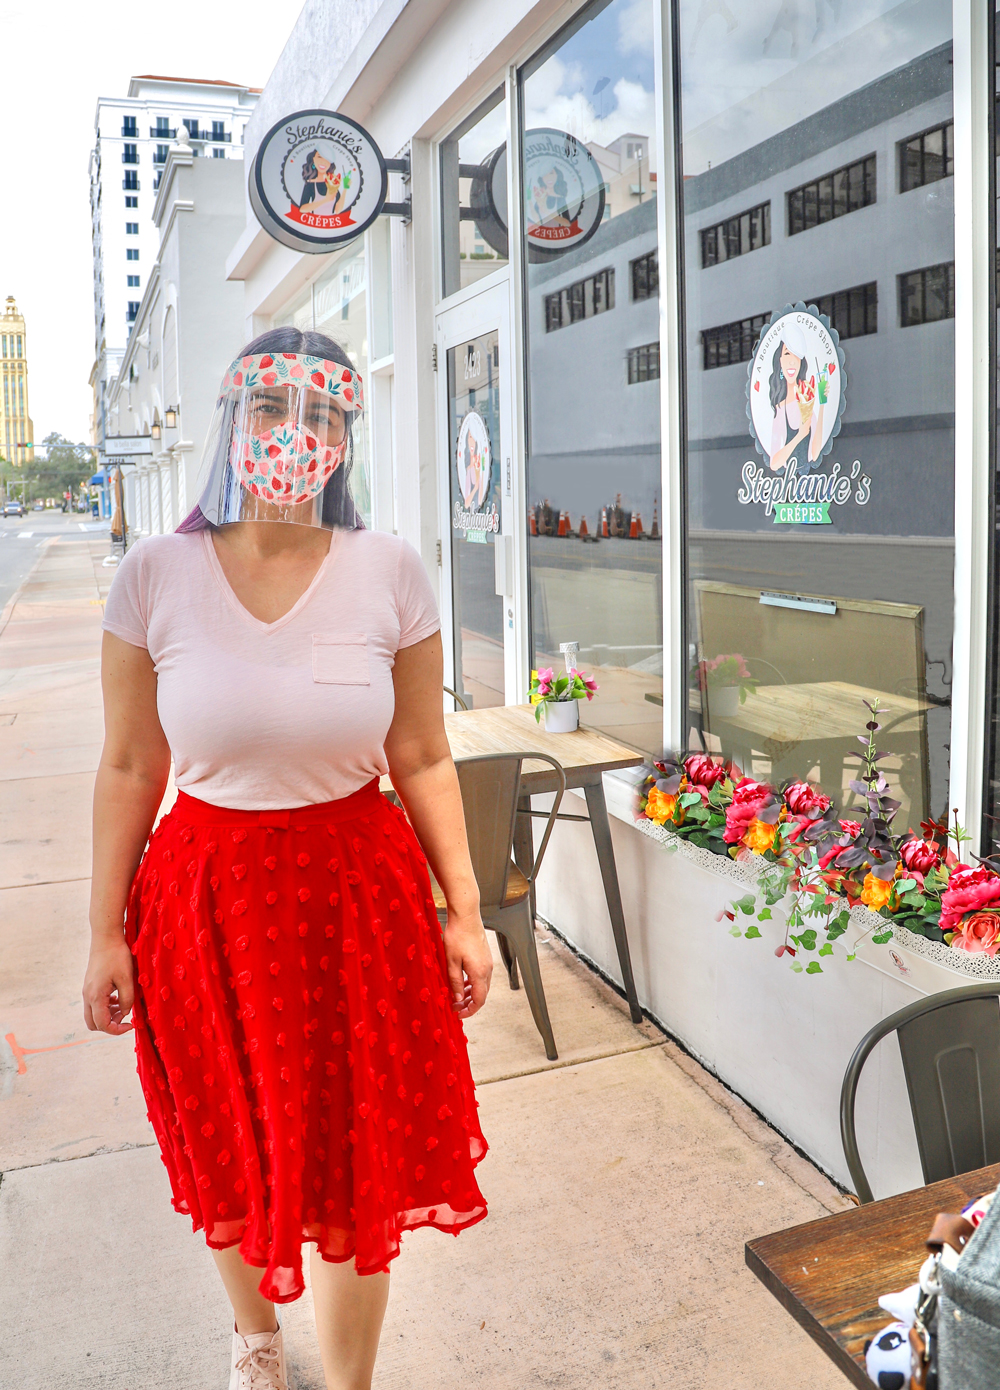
xmin=436 ymin=281 xmax=515 ymax=708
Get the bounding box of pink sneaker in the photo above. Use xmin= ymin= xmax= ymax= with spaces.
xmin=228 ymin=1324 xmax=290 ymax=1390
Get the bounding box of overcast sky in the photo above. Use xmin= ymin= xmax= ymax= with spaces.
xmin=0 ymin=0 xmax=303 ymax=451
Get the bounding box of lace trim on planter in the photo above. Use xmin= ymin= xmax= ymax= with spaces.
xmin=633 ymin=816 xmax=1000 ymax=981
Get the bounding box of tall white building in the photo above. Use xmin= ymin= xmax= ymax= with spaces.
xmin=89 ymin=75 xmax=259 ymax=444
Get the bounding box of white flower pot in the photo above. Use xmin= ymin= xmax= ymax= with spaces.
xmin=708 ymin=686 xmax=740 ymax=719
xmin=544 ymin=700 xmax=580 ymax=733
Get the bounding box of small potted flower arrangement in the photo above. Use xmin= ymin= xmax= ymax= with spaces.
xmin=528 ymin=666 xmax=599 ymax=732
xmin=692 ymin=653 xmax=758 ymax=720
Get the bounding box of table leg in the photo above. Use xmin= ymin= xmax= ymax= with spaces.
xmin=583 ymin=782 xmax=643 ymax=1025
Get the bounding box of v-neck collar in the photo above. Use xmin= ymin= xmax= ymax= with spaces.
xmin=202 ymin=527 xmax=343 ymax=633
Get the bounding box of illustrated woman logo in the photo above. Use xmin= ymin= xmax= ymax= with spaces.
xmin=766 ymin=321 xmax=828 ymax=472
xmin=526 ymin=166 xmax=572 ymax=232
xmin=297 ymin=149 xmax=349 ymax=217
xmin=459 ymin=421 xmax=489 ymax=509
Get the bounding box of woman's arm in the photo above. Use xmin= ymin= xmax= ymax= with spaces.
xmin=383 ymin=632 xmax=492 ymax=1019
xmin=83 ymin=632 xmax=171 ymax=1035
xmin=809 ymin=402 xmax=826 ymax=463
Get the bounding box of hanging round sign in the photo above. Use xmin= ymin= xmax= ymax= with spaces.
xmin=453 ymin=409 xmax=498 ymax=535
xmin=249 ymin=109 xmax=388 ymax=254
xmin=470 ymin=128 xmax=605 ymax=263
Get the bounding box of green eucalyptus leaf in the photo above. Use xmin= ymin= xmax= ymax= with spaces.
xmin=818 ymin=942 xmax=833 ymax=956
xmin=806 ymin=962 xmax=823 ymax=974
xmin=744 ymin=924 xmax=762 ymax=939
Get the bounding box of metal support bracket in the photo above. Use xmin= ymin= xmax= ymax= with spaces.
xmin=381 ymin=153 xmax=411 ymax=222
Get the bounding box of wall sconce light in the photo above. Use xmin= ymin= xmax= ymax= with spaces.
xmin=164 ymin=406 xmax=177 ymax=429
xmin=151 ymin=421 xmax=161 ymax=440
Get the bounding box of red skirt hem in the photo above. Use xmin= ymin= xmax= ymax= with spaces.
xmin=129 ymin=782 xmax=489 ymax=1302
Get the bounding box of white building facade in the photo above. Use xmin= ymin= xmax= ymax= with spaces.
xmin=105 ymin=134 xmax=247 ymax=536
xmin=89 ymin=75 xmax=259 ymax=446
xmin=221 ymin=0 xmax=1000 ymax=1199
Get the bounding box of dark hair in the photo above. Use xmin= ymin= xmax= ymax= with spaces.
xmin=768 ymin=340 xmax=808 ymax=414
xmin=176 ymin=326 xmax=360 ymax=533
xmin=301 ymin=150 xmax=319 ymax=184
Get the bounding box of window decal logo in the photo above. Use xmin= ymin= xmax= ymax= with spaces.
xmin=453 ymin=410 xmax=499 ymax=536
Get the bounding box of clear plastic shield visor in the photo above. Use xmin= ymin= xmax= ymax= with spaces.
xmin=194 ymin=352 xmax=365 ymax=529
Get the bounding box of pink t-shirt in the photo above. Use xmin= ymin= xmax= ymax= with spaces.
xmin=102 ymin=528 xmax=441 ymax=810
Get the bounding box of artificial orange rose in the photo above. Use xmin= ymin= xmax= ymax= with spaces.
xmin=645 ymin=785 xmax=680 ymax=826
xmin=742 ymin=818 xmax=778 ymax=854
xmin=860 ymin=872 xmax=893 ymax=911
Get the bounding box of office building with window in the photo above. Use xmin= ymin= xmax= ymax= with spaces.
xmin=89 ymin=75 xmax=258 ymax=450
xmin=225 ymin=0 xmax=1000 ymax=1200
xmin=0 ymin=296 xmax=34 ymax=470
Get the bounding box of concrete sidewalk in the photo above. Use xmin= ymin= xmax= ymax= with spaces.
xmin=1 ymin=536 xmax=852 ymax=1389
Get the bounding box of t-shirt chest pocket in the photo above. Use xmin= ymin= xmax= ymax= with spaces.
xmin=312 ymin=634 xmax=370 ymax=685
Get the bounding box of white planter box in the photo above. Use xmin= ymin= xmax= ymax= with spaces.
xmin=534 ymin=781 xmax=993 ymax=1200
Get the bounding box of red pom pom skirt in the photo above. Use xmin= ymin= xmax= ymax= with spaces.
xmin=126 ymin=781 xmax=488 ymax=1302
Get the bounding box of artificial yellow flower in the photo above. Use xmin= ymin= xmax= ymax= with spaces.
xmin=645 ymin=785 xmax=679 ymax=825
xmin=860 ymin=872 xmax=893 ymax=911
xmin=742 ymin=818 xmax=777 ymax=854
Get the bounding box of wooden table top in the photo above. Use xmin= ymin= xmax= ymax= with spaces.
xmin=717 ymin=680 xmax=927 ymax=745
xmin=442 ymin=703 xmax=643 ymax=791
xmin=747 ymin=1163 xmax=1000 ymax=1386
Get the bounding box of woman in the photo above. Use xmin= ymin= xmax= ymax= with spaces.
xmin=83 ymin=328 xmax=492 ymax=1390
xmin=298 ymin=151 xmax=346 ymax=218
xmin=766 ymin=322 xmax=826 ymax=472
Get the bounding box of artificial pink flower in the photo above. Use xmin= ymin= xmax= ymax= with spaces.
xmin=683 ymin=754 xmax=727 ymax=792
xmin=899 ymin=837 xmax=942 ymax=877
xmin=940 ymin=864 xmax=1000 ymax=934
xmin=838 ymin=819 xmax=862 ymax=837
xmin=784 ymin=781 xmax=831 ymax=817
xmin=951 ymin=911 xmax=1000 ymax=956
xmin=723 ymin=778 xmax=778 ymax=845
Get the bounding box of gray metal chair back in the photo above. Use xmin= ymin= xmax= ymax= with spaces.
xmin=840 ymin=983 xmax=1000 ymax=1203
xmin=454 ymin=752 xmax=565 ymax=911
xmin=443 ymin=685 xmax=469 ymax=711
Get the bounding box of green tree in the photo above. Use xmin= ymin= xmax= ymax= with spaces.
xmin=28 ymin=434 xmax=96 ymax=502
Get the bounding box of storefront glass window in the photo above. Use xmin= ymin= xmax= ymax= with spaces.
xmin=440 ymin=90 xmax=509 ymax=299
xmin=676 ymin=0 xmax=955 ymax=833
xmin=520 ymin=0 xmax=662 ymax=754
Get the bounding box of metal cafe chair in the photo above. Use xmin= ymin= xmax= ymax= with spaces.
xmin=431 ymin=752 xmax=566 ymax=1061
xmin=443 ymin=685 xmax=469 ymax=711
xmin=840 ymin=983 xmax=1000 ymax=1203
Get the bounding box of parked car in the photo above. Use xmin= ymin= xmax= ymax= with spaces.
xmin=3 ymin=502 xmax=24 ymax=518
xmin=32 ymin=500 xmax=44 ymax=511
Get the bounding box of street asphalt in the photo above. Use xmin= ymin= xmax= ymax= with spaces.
xmin=0 ymin=510 xmax=108 ymax=616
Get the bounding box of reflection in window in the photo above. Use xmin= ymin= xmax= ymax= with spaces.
xmin=700 ymin=204 xmax=770 ymax=267
xmin=679 ymin=1 xmax=954 ymax=836
xmin=809 ymin=283 xmax=878 ymax=341
xmin=631 ymin=250 xmax=658 ymax=301
xmin=787 ymin=155 xmax=876 ymax=235
xmin=701 ymin=314 xmax=768 ymax=370
xmin=899 ymin=121 xmax=954 ymax=192
xmin=628 ymin=343 xmax=659 ymax=384
xmin=521 ymin=0 xmax=662 ymax=754
xmin=543 ymin=268 xmax=615 ymax=331
xmin=899 ymin=263 xmax=955 ymax=326
xmin=439 ymin=90 xmax=507 ymax=299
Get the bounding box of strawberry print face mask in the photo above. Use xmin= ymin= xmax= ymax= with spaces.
xmin=229 ymin=420 xmax=348 ymax=504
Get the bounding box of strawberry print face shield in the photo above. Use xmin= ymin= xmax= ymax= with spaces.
xmin=189 ymin=350 xmax=366 ymax=531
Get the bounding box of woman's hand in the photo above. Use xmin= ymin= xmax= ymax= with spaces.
xmin=443 ymin=912 xmax=493 ymax=1019
xmin=83 ymin=935 xmax=136 ymax=1035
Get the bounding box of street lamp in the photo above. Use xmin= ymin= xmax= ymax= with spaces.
xmin=164 ymin=406 xmax=177 ymax=429
xmin=151 ymin=420 xmax=161 ymax=439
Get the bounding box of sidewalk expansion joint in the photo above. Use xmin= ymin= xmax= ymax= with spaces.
xmin=0 ymin=1140 xmax=158 ymax=1178
xmin=477 ymin=1037 xmax=666 ymax=1088
xmin=0 ymin=876 xmax=91 ymax=892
